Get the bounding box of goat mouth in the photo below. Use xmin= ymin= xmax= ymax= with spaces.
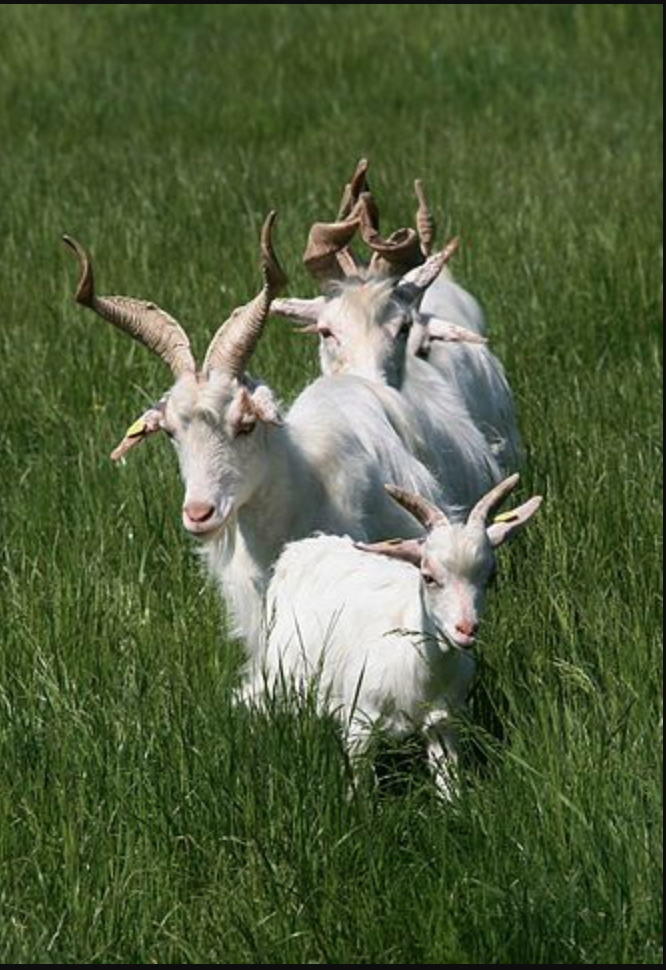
xmin=183 ymin=499 xmax=235 ymax=539
xmin=436 ymin=626 xmax=476 ymax=653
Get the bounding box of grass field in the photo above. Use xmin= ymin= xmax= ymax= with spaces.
xmin=0 ymin=3 xmax=662 ymax=963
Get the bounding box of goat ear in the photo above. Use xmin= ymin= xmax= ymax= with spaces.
xmin=110 ymin=399 xmax=167 ymax=462
xmin=230 ymin=384 xmax=283 ymax=436
xmin=354 ymin=537 xmax=424 ymax=568
xmin=271 ymin=297 xmax=326 ymax=327
xmin=486 ymin=496 xmax=543 ymax=548
xmin=426 ymin=317 xmax=488 ymax=345
xmin=249 ymin=383 xmax=283 ymax=427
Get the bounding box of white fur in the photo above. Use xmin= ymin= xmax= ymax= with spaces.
xmin=245 ymin=483 xmax=542 ymax=796
xmin=296 ymin=279 xmax=503 ymax=508
xmin=411 ymin=273 xmax=523 ymax=472
xmin=159 ymin=370 xmax=445 ymax=652
xmin=418 ymin=269 xmax=488 ymax=336
xmin=245 ymin=533 xmax=481 ymax=798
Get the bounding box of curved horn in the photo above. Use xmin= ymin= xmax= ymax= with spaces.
xmin=415 ymin=179 xmax=436 ymax=257
xmin=303 ymin=206 xmax=365 ymax=285
xmin=337 ymin=158 xmax=371 ymax=221
xmin=385 ymin=484 xmax=449 ymax=531
xmin=303 ymin=216 xmax=361 ymax=282
xmin=63 ymin=235 xmax=196 ymax=377
xmin=203 ymin=211 xmax=288 ymax=377
xmin=394 ymin=237 xmax=460 ymax=303
xmin=361 ymin=210 xmax=424 ymax=278
xmin=469 ymin=474 xmax=521 ymax=527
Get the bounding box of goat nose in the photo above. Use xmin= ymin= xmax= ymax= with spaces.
xmin=183 ymin=501 xmax=216 ymax=524
xmin=456 ymin=620 xmax=479 ymax=640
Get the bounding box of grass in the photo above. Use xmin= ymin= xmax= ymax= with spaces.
xmin=0 ymin=3 xmax=662 ymax=963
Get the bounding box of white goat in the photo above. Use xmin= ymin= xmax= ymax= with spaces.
xmin=273 ymin=246 xmax=503 ymax=512
xmin=63 ymin=216 xmax=444 ymax=653
xmin=412 ymin=179 xmax=522 ymax=471
xmin=245 ymin=474 xmax=542 ymax=797
xmin=279 ymin=167 xmax=522 ymax=474
xmin=409 ymin=301 xmax=524 ymax=474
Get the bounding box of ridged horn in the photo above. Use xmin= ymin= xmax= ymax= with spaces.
xmin=303 ymin=208 xmax=364 ymax=284
xmin=203 ymin=211 xmax=288 ymax=377
xmin=360 ymin=199 xmax=424 ymax=278
xmin=415 ymin=179 xmax=436 ymax=257
xmin=469 ymin=474 xmax=521 ymax=527
xmin=63 ymin=235 xmax=196 ymax=377
xmin=385 ymin=484 xmax=449 ymax=531
xmin=337 ymin=158 xmax=371 ymax=221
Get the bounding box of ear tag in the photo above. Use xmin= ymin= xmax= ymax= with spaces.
xmin=126 ymin=418 xmax=147 ymax=438
xmin=493 ymin=510 xmax=520 ymax=524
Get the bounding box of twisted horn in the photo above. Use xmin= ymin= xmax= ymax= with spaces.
xmin=415 ymin=179 xmax=436 ymax=257
xmin=303 ymin=205 xmax=365 ymax=284
xmin=385 ymin=484 xmax=449 ymax=531
xmin=63 ymin=235 xmax=196 ymax=377
xmin=337 ymin=158 xmax=371 ymax=221
xmin=469 ymin=474 xmax=521 ymax=527
xmin=360 ymin=199 xmax=424 ymax=278
xmin=203 ymin=211 xmax=288 ymax=377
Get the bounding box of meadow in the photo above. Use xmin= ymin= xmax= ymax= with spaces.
xmin=0 ymin=4 xmax=662 ymax=963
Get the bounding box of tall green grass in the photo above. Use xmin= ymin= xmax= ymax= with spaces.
xmin=0 ymin=4 xmax=662 ymax=963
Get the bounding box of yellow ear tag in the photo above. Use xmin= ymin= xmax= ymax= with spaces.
xmin=126 ymin=418 xmax=147 ymax=438
xmin=494 ymin=510 xmax=519 ymax=524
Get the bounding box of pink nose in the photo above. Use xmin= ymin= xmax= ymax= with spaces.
xmin=455 ymin=620 xmax=479 ymax=641
xmin=183 ymin=501 xmax=216 ymax=525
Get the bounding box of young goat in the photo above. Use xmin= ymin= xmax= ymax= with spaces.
xmin=245 ymin=474 xmax=542 ymax=797
xmin=63 ymin=215 xmax=444 ymax=653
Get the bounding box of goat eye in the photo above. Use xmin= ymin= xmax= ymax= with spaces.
xmin=319 ymin=326 xmax=333 ymax=340
xmin=422 ymin=573 xmax=437 ymax=588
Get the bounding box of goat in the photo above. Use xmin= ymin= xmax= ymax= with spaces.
xmin=273 ymin=234 xmax=503 ymax=512
xmin=244 ymin=474 xmax=542 ymax=797
xmin=411 ymin=179 xmax=523 ymax=471
xmin=276 ymin=166 xmax=523 ymax=474
xmin=63 ymin=215 xmax=445 ymax=653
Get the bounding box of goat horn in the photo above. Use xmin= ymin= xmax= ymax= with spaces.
xmin=303 ymin=207 xmax=364 ymax=285
xmin=271 ymin=296 xmax=326 ymax=325
xmin=469 ymin=474 xmax=521 ymax=527
xmin=203 ymin=211 xmax=288 ymax=378
xmin=395 ymin=237 xmax=460 ymax=300
xmin=361 ymin=208 xmax=424 ymax=278
xmin=415 ymin=179 xmax=436 ymax=257
xmin=337 ymin=158 xmax=371 ymax=221
xmin=385 ymin=484 xmax=449 ymax=531
xmin=63 ymin=235 xmax=196 ymax=378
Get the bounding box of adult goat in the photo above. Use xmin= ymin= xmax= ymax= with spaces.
xmin=63 ymin=215 xmax=444 ymax=652
xmin=275 ymin=164 xmax=523 ymax=474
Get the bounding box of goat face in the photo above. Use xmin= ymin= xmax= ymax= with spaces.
xmin=316 ymin=280 xmax=413 ymax=388
xmin=145 ymin=371 xmax=282 ymax=539
xmin=64 ymin=213 xmax=288 ymax=541
xmin=419 ymin=525 xmax=495 ymax=650
xmin=356 ymin=475 xmax=543 ymax=651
